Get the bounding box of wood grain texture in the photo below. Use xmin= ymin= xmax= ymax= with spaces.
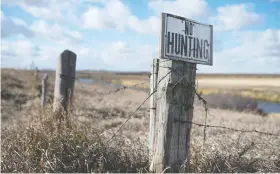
xmin=150 ymin=59 xmax=196 ymax=173
xmin=41 ymin=73 xmax=48 ymax=108
xmin=149 ymin=59 xmax=159 ymax=168
xmin=53 ymin=50 xmax=76 ymax=115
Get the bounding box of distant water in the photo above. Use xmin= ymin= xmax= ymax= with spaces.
xmin=78 ymin=77 xmax=149 ymax=93
xmin=202 ymin=93 xmax=280 ymax=114
xmin=258 ymin=101 xmax=280 ymax=113
xmin=78 ymin=78 xmax=124 ymax=88
xmin=78 ymin=78 xmax=95 ymax=84
xmin=78 ymin=78 xmax=280 ymax=114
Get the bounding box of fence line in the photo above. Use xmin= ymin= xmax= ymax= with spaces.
xmin=74 ymin=68 xmax=280 ymax=145
xmin=106 ymin=70 xmax=173 ymax=145
xmin=17 ymin=50 xmax=278 ymax=155
xmin=178 ymin=120 xmax=280 ymax=137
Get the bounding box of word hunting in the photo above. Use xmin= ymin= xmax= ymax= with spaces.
xmin=166 ymin=21 xmax=210 ymax=60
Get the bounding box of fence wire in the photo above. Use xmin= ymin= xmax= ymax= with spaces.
xmin=75 ymin=65 xmax=280 ymax=146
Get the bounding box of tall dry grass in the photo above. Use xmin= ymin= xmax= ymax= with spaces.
xmin=1 ymin=104 xmax=148 ymax=173
xmin=1 ymin=69 xmax=280 ymax=173
xmin=1 ymin=102 xmax=280 ymax=173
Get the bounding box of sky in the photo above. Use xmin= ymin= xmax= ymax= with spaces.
xmin=1 ymin=0 xmax=280 ymax=73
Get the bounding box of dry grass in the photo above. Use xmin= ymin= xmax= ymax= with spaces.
xmin=1 ymin=104 xmax=149 ymax=173
xmin=84 ymin=70 xmax=280 ymax=102
xmin=198 ymin=88 xmax=280 ymax=103
xmin=1 ymin=69 xmax=280 ymax=173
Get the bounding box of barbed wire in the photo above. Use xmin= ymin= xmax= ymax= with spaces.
xmin=76 ymin=78 xmax=150 ymax=96
xmin=75 ymin=59 xmax=177 ymax=97
xmin=169 ymin=66 xmax=210 ymax=144
xmin=74 ymin=64 xmax=279 ymax=145
xmin=174 ymin=119 xmax=280 ymax=137
xmin=106 ymin=70 xmax=173 ymax=145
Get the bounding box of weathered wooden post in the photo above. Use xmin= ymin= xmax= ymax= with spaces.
xmin=149 ymin=58 xmax=159 ymax=164
xmin=35 ymin=67 xmax=39 ymax=81
xmin=149 ymin=13 xmax=213 ymax=172
xmin=41 ymin=73 xmax=48 ymax=108
xmin=53 ymin=50 xmax=77 ymax=117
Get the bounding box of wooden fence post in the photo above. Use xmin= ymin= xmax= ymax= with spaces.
xmin=53 ymin=50 xmax=77 ymax=116
xmin=35 ymin=67 xmax=39 ymax=81
xmin=149 ymin=58 xmax=159 ymax=166
xmin=149 ymin=59 xmax=196 ymax=173
xmin=41 ymin=73 xmax=48 ymax=108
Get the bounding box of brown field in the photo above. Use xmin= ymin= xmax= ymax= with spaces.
xmin=1 ymin=68 xmax=280 ymax=173
xmin=76 ymin=70 xmax=280 ymax=102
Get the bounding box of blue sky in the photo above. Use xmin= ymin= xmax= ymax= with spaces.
xmin=1 ymin=0 xmax=280 ymax=73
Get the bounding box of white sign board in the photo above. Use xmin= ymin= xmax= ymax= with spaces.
xmin=160 ymin=13 xmax=213 ymax=65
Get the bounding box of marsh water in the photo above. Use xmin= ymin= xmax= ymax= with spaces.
xmin=78 ymin=78 xmax=280 ymax=114
xmin=257 ymin=101 xmax=280 ymax=113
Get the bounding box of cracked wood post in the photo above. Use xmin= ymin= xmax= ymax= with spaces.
xmin=149 ymin=58 xmax=159 ymax=166
xmin=53 ymin=50 xmax=77 ymax=118
xmin=41 ymin=73 xmax=48 ymax=108
xmin=150 ymin=59 xmax=196 ymax=173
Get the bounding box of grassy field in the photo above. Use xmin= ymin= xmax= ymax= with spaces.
xmin=95 ymin=71 xmax=280 ymax=103
xmin=1 ymin=68 xmax=280 ymax=172
xmin=196 ymin=75 xmax=280 ymax=103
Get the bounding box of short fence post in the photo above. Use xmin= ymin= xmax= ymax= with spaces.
xmin=35 ymin=67 xmax=39 ymax=81
xmin=149 ymin=58 xmax=159 ymax=168
xmin=41 ymin=73 xmax=48 ymax=108
xmin=149 ymin=59 xmax=197 ymax=173
xmin=53 ymin=50 xmax=77 ymax=117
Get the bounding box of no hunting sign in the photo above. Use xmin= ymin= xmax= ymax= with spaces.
xmin=160 ymin=13 xmax=213 ymax=65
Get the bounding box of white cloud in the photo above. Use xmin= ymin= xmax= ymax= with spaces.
xmin=1 ymin=0 xmax=279 ymax=73
xmin=199 ymin=29 xmax=280 ymax=73
xmin=98 ymin=41 xmax=158 ymax=71
xmin=10 ymin=17 xmax=28 ymax=27
xmin=212 ymin=4 xmax=263 ymax=31
xmin=1 ymin=11 xmax=34 ymax=38
xmin=82 ymin=0 xmax=209 ymax=35
xmin=83 ymin=0 xmax=158 ymax=34
xmin=20 ymin=1 xmax=64 ymax=21
xmin=233 ymin=29 xmax=280 ymax=58
xmin=2 ymin=0 xmax=57 ymax=18
xmin=82 ymin=0 xmax=131 ymax=31
xmin=2 ymin=40 xmax=34 ymax=56
xmin=2 ymin=27 xmax=279 ymax=73
xmin=1 ymin=10 xmax=5 ymax=20
xmin=1 ymin=37 xmax=96 ymax=69
xmin=148 ymin=0 xmax=209 ymax=18
xmin=2 ymin=0 xmax=49 ymax=6
xmin=1 ymin=39 xmax=38 ymax=68
xmin=2 ymin=0 xmax=78 ymax=23
xmin=30 ymin=20 xmax=82 ymax=44
xmin=128 ymin=16 xmax=160 ymax=35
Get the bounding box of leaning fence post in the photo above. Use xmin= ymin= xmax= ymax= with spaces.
xmin=149 ymin=58 xmax=159 ymax=167
xmin=41 ymin=73 xmax=48 ymax=108
xmin=53 ymin=50 xmax=77 ymax=117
